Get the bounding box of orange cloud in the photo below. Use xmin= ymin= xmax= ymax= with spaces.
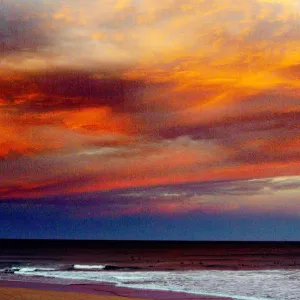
xmin=1 ymin=0 xmax=299 ymax=200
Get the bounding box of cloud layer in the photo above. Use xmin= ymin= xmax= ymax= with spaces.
xmin=2 ymin=176 xmax=300 ymax=217
xmin=1 ymin=0 xmax=300 ymax=220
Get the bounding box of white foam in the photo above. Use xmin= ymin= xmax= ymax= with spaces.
xmin=10 ymin=267 xmax=300 ymax=300
xmin=15 ymin=267 xmax=38 ymax=273
xmin=73 ymin=264 xmax=105 ymax=270
xmin=14 ymin=266 xmax=64 ymax=273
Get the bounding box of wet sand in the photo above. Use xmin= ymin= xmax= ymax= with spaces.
xmin=0 ymin=281 xmax=232 ymax=300
xmin=0 ymin=287 xmax=145 ymax=300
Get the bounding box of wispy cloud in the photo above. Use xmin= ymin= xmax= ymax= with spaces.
xmin=2 ymin=176 xmax=300 ymax=218
xmin=1 ymin=0 xmax=299 ymax=203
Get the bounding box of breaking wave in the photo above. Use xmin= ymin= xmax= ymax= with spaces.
xmin=1 ymin=263 xmax=300 ymax=300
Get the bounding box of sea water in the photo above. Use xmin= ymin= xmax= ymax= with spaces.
xmin=1 ymin=241 xmax=300 ymax=300
xmin=1 ymin=263 xmax=299 ymax=300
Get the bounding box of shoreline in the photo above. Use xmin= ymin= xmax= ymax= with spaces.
xmin=0 ymin=280 xmax=233 ymax=300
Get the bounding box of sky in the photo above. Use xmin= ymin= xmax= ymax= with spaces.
xmin=0 ymin=0 xmax=300 ymax=240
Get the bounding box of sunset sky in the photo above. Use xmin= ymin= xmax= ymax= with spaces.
xmin=1 ymin=0 xmax=300 ymax=240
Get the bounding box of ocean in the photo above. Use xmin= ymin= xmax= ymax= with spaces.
xmin=1 ymin=240 xmax=300 ymax=300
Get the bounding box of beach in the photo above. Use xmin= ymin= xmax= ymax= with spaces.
xmin=0 ymin=287 xmax=144 ymax=300
xmin=0 ymin=281 xmax=231 ymax=300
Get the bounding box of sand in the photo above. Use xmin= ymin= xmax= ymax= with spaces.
xmin=0 ymin=287 xmax=146 ymax=300
xmin=0 ymin=282 xmax=232 ymax=300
